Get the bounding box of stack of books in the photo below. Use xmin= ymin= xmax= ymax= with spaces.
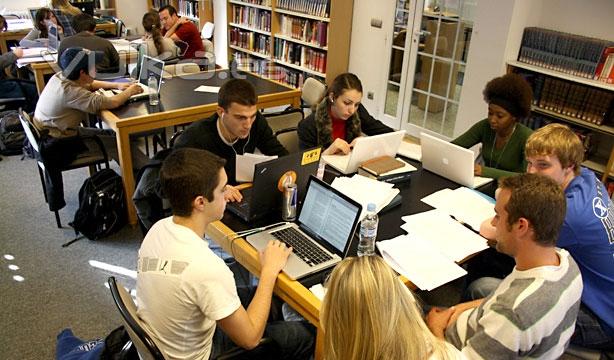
xmin=279 ymin=15 xmax=328 ymax=47
xmin=357 ymin=156 xmax=415 ymax=183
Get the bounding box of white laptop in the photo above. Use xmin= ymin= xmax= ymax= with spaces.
xmin=420 ymin=132 xmax=494 ymax=189
xmin=246 ymin=176 xmax=362 ymax=280
xmin=17 ymin=22 xmax=59 ymax=59
xmin=100 ymin=55 xmax=165 ymax=100
xmin=322 ymin=130 xmax=406 ymax=174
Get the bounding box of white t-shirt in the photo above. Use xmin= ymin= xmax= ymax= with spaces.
xmin=136 ymin=217 xmax=241 ymax=360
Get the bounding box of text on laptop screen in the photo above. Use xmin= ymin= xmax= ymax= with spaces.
xmin=298 ymin=180 xmax=360 ymax=252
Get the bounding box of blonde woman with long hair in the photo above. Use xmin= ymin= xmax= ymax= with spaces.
xmin=321 ymin=256 xmax=461 ymax=360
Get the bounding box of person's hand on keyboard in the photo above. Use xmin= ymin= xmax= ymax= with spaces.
xmin=116 ymin=80 xmax=137 ymax=91
xmin=259 ymin=240 xmax=292 ymax=276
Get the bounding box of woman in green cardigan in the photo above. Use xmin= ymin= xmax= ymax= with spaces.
xmin=452 ymin=73 xmax=533 ymax=179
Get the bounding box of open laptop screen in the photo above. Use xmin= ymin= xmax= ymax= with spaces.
xmin=29 ymin=8 xmax=41 ymax=21
xmin=47 ymin=22 xmax=59 ymax=52
xmin=138 ymin=55 xmax=165 ymax=89
xmin=298 ymin=177 xmax=361 ymax=253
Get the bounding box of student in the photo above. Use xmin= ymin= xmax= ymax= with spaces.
xmin=321 ymin=256 xmax=461 ymax=359
xmin=451 ymin=73 xmax=533 ymax=179
xmin=525 ymin=124 xmax=614 ymax=350
xmin=427 ymin=173 xmax=583 ymax=358
xmin=158 ymin=5 xmax=204 ymax=60
xmin=173 ymin=78 xmax=288 ymax=201
xmin=136 ymin=148 xmax=314 ymax=359
xmin=58 ymin=13 xmax=120 ymax=74
xmin=20 ymin=8 xmax=64 ymax=48
xmin=0 ymin=46 xmax=37 ymax=111
xmin=33 ymin=47 xmax=145 ymax=211
xmin=51 ymin=0 xmax=81 ymax=36
xmin=298 ymin=72 xmax=392 ymax=154
xmin=0 ymin=15 xmax=6 ymax=32
xmin=141 ymin=11 xmax=179 ymax=60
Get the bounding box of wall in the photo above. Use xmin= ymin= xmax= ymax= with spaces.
xmin=538 ymin=0 xmax=614 ymax=42
xmin=0 ymin=0 xmax=47 ymax=16
xmin=116 ymin=1 xmax=148 ymax=35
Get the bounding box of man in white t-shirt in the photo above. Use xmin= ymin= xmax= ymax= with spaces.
xmin=136 ymin=148 xmax=314 ymax=359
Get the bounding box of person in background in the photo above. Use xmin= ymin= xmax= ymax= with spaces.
xmin=0 ymin=44 xmax=37 ymax=110
xmin=321 ymin=256 xmax=461 ymax=359
xmin=51 ymin=0 xmax=81 ymax=36
xmin=427 ymin=173 xmax=582 ymax=359
xmin=0 ymin=14 xmax=6 ymax=32
xmin=137 ymin=148 xmax=314 ymax=359
xmin=173 ymin=78 xmax=288 ymax=202
xmin=452 ymin=73 xmax=533 ymax=179
xmin=297 ymin=72 xmax=393 ymax=155
xmin=158 ymin=5 xmax=204 ymax=60
xmin=58 ymin=13 xmax=120 ymax=74
xmin=141 ymin=11 xmax=179 ymax=60
xmin=20 ymin=7 xmax=64 ymax=48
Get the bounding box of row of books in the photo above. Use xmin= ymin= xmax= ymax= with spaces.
xmin=230 ymin=5 xmax=271 ymax=32
xmin=273 ymin=38 xmax=327 ymax=74
xmin=230 ymin=53 xmax=312 ymax=88
xmin=519 ymin=115 xmax=596 ymax=156
xmin=595 ymin=48 xmax=614 ymax=84
xmin=518 ymin=27 xmax=614 ymax=79
xmin=177 ymin=0 xmax=199 ymax=19
xmin=229 ymin=29 xmax=270 ymax=55
xmin=152 ymin=0 xmax=171 ymax=9
xmin=529 ymin=74 xmax=614 ymax=125
xmin=278 ymin=14 xmax=328 ymax=47
xmin=276 ymin=0 xmax=330 ymax=18
xmin=233 ymin=0 xmax=271 ymax=6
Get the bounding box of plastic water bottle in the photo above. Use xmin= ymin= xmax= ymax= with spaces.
xmin=316 ymin=160 xmax=325 ymax=180
xmin=357 ymin=203 xmax=378 ymax=256
xmin=147 ymin=75 xmax=159 ymax=106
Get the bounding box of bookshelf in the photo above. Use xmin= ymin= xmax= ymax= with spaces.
xmin=226 ymin=0 xmax=353 ymax=89
xmin=507 ymin=60 xmax=614 ymax=182
xmin=147 ymin=0 xmax=213 ymax=29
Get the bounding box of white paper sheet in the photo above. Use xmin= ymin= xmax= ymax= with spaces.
xmin=421 ymin=187 xmax=495 ymax=230
xmin=235 ymin=153 xmax=278 ymax=182
xmin=309 ymin=283 xmax=327 ymax=302
xmin=401 ymin=209 xmax=488 ymax=262
xmin=331 ymin=175 xmax=400 ymax=220
xmin=377 ymin=235 xmax=467 ymax=291
xmin=194 ymin=85 xmax=221 ymax=93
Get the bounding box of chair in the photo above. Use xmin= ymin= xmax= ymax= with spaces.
xmin=163 ymin=62 xmax=201 ymax=77
xmin=264 ymin=108 xmax=303 ymax=153
xmin=0 ymin=79 xmax=37 ymax=113
xmin=301 ymin=77 xmax=326 ymax=109
xmin=201 ymin=22 xmax=214 ymax=39
xmin=19 ymin=110 xmax=109 ymax=228
xmin=115 ymin=19 xmax=127 ymax=37
xmin=108 ymin=276 xmax=166 ymax=360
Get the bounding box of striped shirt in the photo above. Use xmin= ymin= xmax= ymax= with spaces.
xmin=446 ymin=248 xmax=583 ymax=359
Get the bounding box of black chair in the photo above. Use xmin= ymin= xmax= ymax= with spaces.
xmin=19 ymin=110 xmax=109 ymax=227
xmin=0 ymin=79 xmax=38 ymax=113
xmin=263 ymin=108 xmax=303 ymax=153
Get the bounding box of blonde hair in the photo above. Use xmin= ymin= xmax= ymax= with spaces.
xmin=321 ymin=256 xmax=451 ymax=360
xmin=51 ymin=0 xmax=81 ymax=16
xmin=525 ymin=123 xmax=584 ymax=175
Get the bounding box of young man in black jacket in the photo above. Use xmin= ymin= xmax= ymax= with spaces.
xmin=174 ymin=78 xmax=288 ymax=202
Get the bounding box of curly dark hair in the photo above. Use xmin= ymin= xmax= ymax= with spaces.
xmin=483 ymin=73 xmax=533 ymax=119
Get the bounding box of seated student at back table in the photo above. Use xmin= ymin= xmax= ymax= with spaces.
xmin=173 ymin=78 xmax=288 ymax=202
xmin=141 ymin=11 xmax=179 ymax=60
xmin=137 ymin=148 xmax=314 ymax=360
xmin=451 ymin=73 xmax=533 ymax=179
xmin=427 ymin=173 xmax=583 ymax=359
xmin=33 ymin=47 xmax=146 ymax=211
xmin=58 ymin=14 xmax=120 ymax=74
xmin=321 ymin=256 xmax=461 ymax=360
xmin=158 ymin=5 xmax=204 ymax=60
xmin=297 ymin=73 xmax=393 ymax=154
xmin=51 ymin=0 xmax=81 ymax=36
xmin=476 ymin=124 xmax=614 ymax=351
xmin=20 ymin=8 xmax=64 ymax=48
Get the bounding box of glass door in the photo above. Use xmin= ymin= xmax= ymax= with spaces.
xmin=383 ymin=0 xmax=476 ymax=138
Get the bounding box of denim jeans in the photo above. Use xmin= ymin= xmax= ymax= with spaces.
xmin=570 ymin=303 xmax=614 ymax=350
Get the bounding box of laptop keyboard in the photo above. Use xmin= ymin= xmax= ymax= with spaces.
xmin=271 ymin=227 xmax=333 ymax=267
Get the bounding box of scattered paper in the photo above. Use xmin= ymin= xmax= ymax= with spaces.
xmin=421 ymin=187 xmax=495 ymax=230
xmin=194 ymin=85 xmax=221 ymax=93
xmin=309 ymin=283 xmax=327 ymax=302
xmin=331 ymin=175 xmax=400 ymax=220
xmin=377 ymin=234 xmax=467 ymax=291
xmin=236 ymin=153 xmax=278 ymax=182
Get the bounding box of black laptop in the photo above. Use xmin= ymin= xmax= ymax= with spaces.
xmin=226 ymin=148 xmax=321 ymax=222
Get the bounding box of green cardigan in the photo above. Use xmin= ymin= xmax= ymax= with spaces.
xmin=451 ymin=119 xmax=533 ymax=179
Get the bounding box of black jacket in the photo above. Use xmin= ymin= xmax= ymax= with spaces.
xmin=174 ymin=112 xmax=288 ymax=183
xmin=297 ymin=100 xmax=393 ymax=150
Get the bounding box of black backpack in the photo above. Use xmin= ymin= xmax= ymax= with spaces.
xmin=0 ymin=110 xmax=26 ymax=156
xmin=70 ymin=169 xmax=127 ymax=240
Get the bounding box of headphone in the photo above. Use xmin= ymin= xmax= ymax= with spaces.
xmin=219 ymin=112 xmax=250 ymax=155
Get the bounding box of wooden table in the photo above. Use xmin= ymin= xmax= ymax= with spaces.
xmin=95 ymin=21 xmax=117 ymax=35
xmin=0 ymin=28 xmax=30 ymax=54
xmin=100 ymin=70 xmax=301 ymax=225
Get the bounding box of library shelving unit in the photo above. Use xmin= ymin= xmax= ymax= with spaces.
xmin=148 ymin=0 xmax=213 ymax=29
xmin=227 ymin=0 xmax=353 ymax=88
xmin=94 ymin=0 xmax=117 ymax=17
xmin=507 ymin=60 xmax=614 ymax=182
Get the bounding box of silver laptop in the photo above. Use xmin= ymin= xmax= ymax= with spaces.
xmin=47 ymin=22 xmax=59 ymax=53
xmin=322 ymin=130 xmax=406 ymax=174
xmin=102 ymin=55 xmax=165 ymax=100
xmin=420 ymin=132 xmax=494 ymax=189
xmin=246 ymin=176 xmax=362 ymax=280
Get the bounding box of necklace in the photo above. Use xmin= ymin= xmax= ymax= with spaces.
xmin=489 ymin=124 xmax=517 ymax=169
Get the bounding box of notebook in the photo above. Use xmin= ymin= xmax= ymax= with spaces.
xmin=226 ymin=149 xmax=321 ymax=222
xmin=322 ymin=130 xmax=406 ymax=174
xmin=246 ymin=176 xmax=362 ymax=280
xmin=420 ymin=132 xmax=494 ymax=189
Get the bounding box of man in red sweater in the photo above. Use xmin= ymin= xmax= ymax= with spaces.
xmin=159 ymin=5 xmax=204 ymax=60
